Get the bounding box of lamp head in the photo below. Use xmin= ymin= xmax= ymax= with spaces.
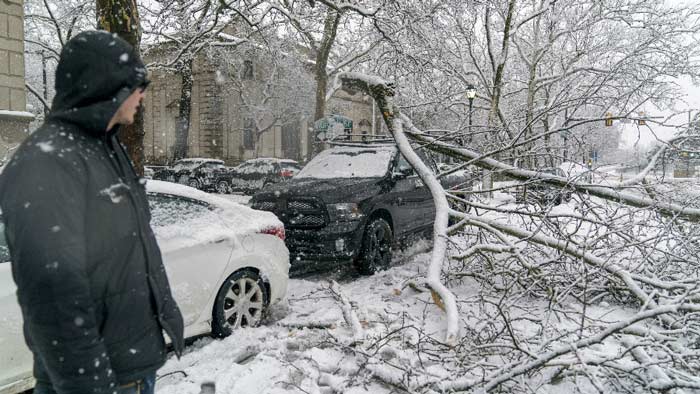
xmin=466 ymin=84 xmax=477 ymax=99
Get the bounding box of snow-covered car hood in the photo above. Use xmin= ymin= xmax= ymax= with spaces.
xmin=260 ymin=177 xmax=384 ymax=203
xmin=146 ymin=180 xmax=283 ymax=251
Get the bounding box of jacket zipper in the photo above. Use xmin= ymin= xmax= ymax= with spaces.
xmin=101 ymin=133 xmax=182 ymax=356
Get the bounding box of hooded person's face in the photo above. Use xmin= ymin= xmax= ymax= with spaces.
xmin=107 ymin=88 xmax=145 ymax=131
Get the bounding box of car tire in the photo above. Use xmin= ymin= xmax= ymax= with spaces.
xmin=188 ymin=178 xmax=201 ymax=189
xmin=216 ymin=180 xmax=230 ymax=194
xmin=356 ymin=218 xmax=393 ymax=275
xmin=212 ymin=269 xmax=269 ymax=338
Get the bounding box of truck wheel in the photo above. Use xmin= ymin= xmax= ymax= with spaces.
xmin=216 ymin=180 xmax=230 ymax=194
xmin=212 ymin=269 xmax=269 ymax=338
xmin=356 ymin=218 xmax=393 ymax=275
xmin=188 ymin=178 xmax=201 ymax=189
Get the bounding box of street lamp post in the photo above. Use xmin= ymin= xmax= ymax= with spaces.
xmin=466 ymin=84 xmax=477 ymax=144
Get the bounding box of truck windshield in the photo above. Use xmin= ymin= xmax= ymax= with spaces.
xmin=296 ymin=147 xmax=395 ymax=179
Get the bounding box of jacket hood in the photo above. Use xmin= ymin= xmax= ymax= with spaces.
xmin=48 ymin=30 xmax=148 ymax=135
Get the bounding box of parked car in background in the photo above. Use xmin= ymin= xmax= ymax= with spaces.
xmin=250 ymin=144 xmax=465 ymax=276
xmin=152 ymin=158 xmax=225 ymax=190
xmin=0 ymin=181 xmax=289 ymax=394
xmin=144 ymin=165 xmax=168 ymax=179
xmin=514 ymin=167 xmax=573 ymax=205
xmin=214 ymin=158 xmax=302 ymax=194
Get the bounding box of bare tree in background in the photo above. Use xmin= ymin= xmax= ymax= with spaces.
xmin=262 ymin=0 xmax=382 ymax=156
xmin=96 ymin=0 xmax=146 ymax=174
xmin=210 ymin=37 xmax=315 ymax=159
xmin=24 ymin=0 xmax=94 ymax=119
xmin=300 ymin=0 xmax=700 ymax=392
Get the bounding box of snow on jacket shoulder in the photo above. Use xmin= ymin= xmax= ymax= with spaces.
xmin=0 ymin=31 xmax=183 ymax=394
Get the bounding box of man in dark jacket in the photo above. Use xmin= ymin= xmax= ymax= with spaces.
xmin=0 ymin=31 xmax=184 ymax=394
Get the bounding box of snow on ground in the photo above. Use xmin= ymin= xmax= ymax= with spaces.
xmin=153 ymin=182 xmax=697 ymax=393
xmin=154 ymin=229 xmax=635 ymax=394
xmin=155 ymin=241 xmax=453 ymax=394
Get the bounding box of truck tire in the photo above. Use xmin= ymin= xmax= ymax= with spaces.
xmin=356 ymin=218 xmax=393 ymax=275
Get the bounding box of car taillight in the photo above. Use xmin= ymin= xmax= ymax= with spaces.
xmin=260 ymin=226 xmax=285 ymax=241
xmin=280 ymin=170 xmax=293 ymax=177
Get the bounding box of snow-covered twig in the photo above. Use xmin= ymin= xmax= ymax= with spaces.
xmin=329 ymin=280 xmax=363 ymax=344
xmin=405 ymin=131 xmax=700 ymax=222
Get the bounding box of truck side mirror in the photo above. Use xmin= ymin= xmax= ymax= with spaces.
xmin=392 ymin=167 xmax=412 ymax=180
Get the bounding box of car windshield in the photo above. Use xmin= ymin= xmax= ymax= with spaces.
xmin=149 ymin=194 xmax=212 ymax=227
xmin=281 ymin=163 xmax=301 ymax=172
xmin=172 ymin=161 xmax=202 ymax=171
xmin=238 ymin=161 xmax=274 ymax=174
xmin=296 ymin=147 xmax=395 ymax=179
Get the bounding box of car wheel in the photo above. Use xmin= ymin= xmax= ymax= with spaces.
xmin=216 ymin=180 xmax=230 ymax=194
xmin=212 ymin=269 xmax=269 ymax=338
xmin=356 ymin=218 xmax=393 ymax=275
xmin=188 ymin=178 xmax=201 ymax=189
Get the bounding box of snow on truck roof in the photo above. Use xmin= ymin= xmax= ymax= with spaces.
xmin=296 ymin=145 xmax=397 ymax=179
xmin=244 ymin=158 xmax=299 ymax=164
xmin=176 ymin=158 xmax=225 ymax=163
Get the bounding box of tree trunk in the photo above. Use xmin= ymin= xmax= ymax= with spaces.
xmin=172 ymin=58 xmax=194 ymax=162
xmin=96 ymin=0 xmax=145 ymax=175
xmin=309 ymin=9 xmax=342 ymax=157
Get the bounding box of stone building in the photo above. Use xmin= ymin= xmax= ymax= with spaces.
xmin=142 ymin=43 xmax=383 ymax=166
xmin=0 ymin=0 xmax=33 ymax=163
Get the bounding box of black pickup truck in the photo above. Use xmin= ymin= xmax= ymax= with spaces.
xmin=250 ymin=144 xmax=467 ymax=275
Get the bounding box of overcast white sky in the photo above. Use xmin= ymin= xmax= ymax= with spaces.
xmin=619 ymin=76 xmax=700 ymax=149
xmin=617 ymin=0 xmax=700 ymax=149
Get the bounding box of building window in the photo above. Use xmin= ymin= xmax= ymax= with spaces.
xmin=243 ymin=118 xmax=255 ymax=150
xmin=242 ymin=60 xmax=254 ymax=80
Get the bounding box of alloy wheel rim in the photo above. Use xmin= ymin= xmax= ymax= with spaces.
xmin=369 ymin=225 xmax=390 ymax=267
xmin=223 ymin=277 xmax=264 ymax=329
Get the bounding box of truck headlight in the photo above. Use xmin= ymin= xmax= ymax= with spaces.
xmin=327 ymin=203 xmax=364 ymax=221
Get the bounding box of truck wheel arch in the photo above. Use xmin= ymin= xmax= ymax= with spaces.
xmin=367 ymin=209 xmax=394 ymax=234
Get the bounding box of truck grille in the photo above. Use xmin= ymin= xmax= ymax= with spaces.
xmin=253 ymin=197 xmax=327 ymax=229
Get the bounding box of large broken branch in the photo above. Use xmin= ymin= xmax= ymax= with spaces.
xmin=339 ymin=71 xmax=460 ymax=345
xmin=402 ymin=125 xmax=700 ymax=223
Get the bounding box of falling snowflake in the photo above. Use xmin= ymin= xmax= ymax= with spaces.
xmin=36 ymin=141 xmax=54 ymax=152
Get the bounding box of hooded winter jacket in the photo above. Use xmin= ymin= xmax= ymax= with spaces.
xmin=0 ymin=31 xmax=184 ymax=394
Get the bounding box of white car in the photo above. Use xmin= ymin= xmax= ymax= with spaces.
xmin=0 ymin=180 xmax=289 ymax=394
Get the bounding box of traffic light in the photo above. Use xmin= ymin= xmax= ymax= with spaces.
xmin=605 ymin=112 xmax=613 ymax=127
xmin=638 ymin=111 xmax=646 ymax=126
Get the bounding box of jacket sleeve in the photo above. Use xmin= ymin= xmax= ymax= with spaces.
xmin=2 ymin=155 xmax=120 ymax=394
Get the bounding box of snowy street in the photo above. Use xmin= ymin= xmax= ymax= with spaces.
xmin=156 ymin=241 xmax=456 ymax=394
xmin=3 ymin=0 xmax=700 ymax=392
